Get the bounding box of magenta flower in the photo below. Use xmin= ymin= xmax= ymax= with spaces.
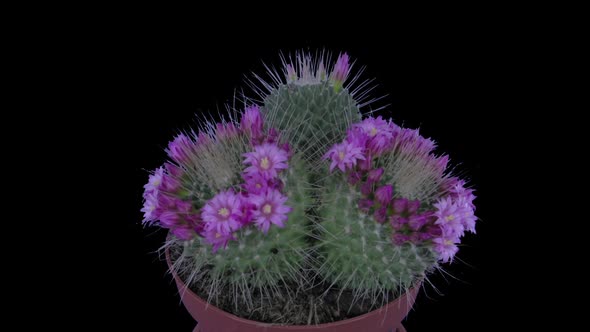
xmin=144 ymin=167 xmax=164 ymax=193
xmin=331 ymin=53 xmax=350 ymax=84
xmin=166 ymin=134 xmax=194 ymax=164
xmin=424 ymin=225 xmax=443 ymax=239
xmin=434 ymin=155 xmax=449 ymax=175
xmin=375 ymin=185 xmax=393 ymax=205
xmin=433 ymin=197 xmax=465 ymax=240
xmin=457 ymin=197 xmax=477 ymax=233
xmin=172 ymin=226 xmax=196 ymax=241
xmin=250 ymin=189 xmax=292 ymax=233
xmin=280 ymin=142 xmax=291 ymax=158
xmin=242 ymin=172 xmax=269 ymax=195
xmin=392 ymin=233 xmax=411 ymax=246
xmin=391 ymin=215 xmax=410 ymax=230
xmin=449 ymin=180 xmax=477 ymax=210
xmin=394 ymin=127 xmax=436 ymax=156
xmin=160 ymin=173 xmax=180 ymax=192
xmin=358 ymin=198 xmax=374 ymax=212
xmin=159 ymin=211 xmax=180 ymax=229
xmin=165 ymin=162 xmax=182 ymax=177
xmin=243 ymin=143 xmax=289 ymax=179
xmin=433 ymin=237 xmax=459 ymax=263
xmin=406 ymin=200 xmax=420 ymax=215
xmin=346 ymin=127 xmax=369 ymax=149
xmin=265 ymin=128 xmax=279 ymax=144
xmin=374 ymin=206 xmax=388 ymax=223
xmin=392 ymin=198 xmax=408 ymax=214
xmin=352 ymin=116 xmax=395 ymax=155
xmin=155 ymin=192 xmax=174 ymax=216
xmin=141 ymin=192 xmax=159 ymax=224
xmin=174 ymin=199 xmax=193 ymax=215
xmin=387 ymin=196 xmax=438 ymax=246
xmin=407 ymin=214 xmax=429 ymax=231
xmin=347 ymin=171 xmax=362 ymax=185
xmin=367 ymin=168 xmax=384 ymax=184
xmin=203 ymin=228 xmax=234 ymax=252
xmin=201 ymin=190 xmax=243 ymax=236
xmin=142 ymin=167 xmax=165 ymax=224
xmin=357 ymin=156 xmax=373 ymax=171
xmin=360 ymin=182 xmax=373 ymax=195
xmin=238 ymin=194 xmax=256 ymax=225
xmin=240 ymin=105 xmax=263 ymax=139
xmin=324 ymin=141 xmax=365 ymax=172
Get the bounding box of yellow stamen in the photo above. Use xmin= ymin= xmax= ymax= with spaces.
xmin=218 ymin=207 xmax=230 ymax=217
xmin=338 ymin=151 xmax=345 ymax=160
xmin=370 ymin=127 xmax=378 ymax=136
xmin=215 ymin=232 xmax=221 ymax=239
xmin=260 ymin=157 xmax=270 ymax=170
xmin=263 ymin=204 xmax=272 ymax=214
xmin=256 ymin=183 xmax=261 ymax=189
xmin=445 ymin=214 xmax=455 ymax=221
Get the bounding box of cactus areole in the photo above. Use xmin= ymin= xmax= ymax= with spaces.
xmin=142 ymin=52 xmax=478 ymax=329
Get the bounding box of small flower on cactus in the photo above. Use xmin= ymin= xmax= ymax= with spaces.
xmin=331 ymin=53 xmax=350 ymax=92
xmin=240 ymin=105 xmax=264 ymax=141
xmin=244 ymin=143 xmax=289 ymax=179
xmin=143 ymin=167 xmax=164 ymax=193
xmin=324 ymin=141 xmax=366 ymax=172
xmin=166 ymin=134 xmax=194 ymax=164
xmin=433 ymin=237 xmax=459 ymax=263
xmin=250 ymin=189 xmax=292 ymax=233
xmin=351 ymin=116 xmax=395 ymax=154
xmin=201 ymin=190 xmax=243 ymax=236
xmin=375 ymin=184 xmax=393 ymax=205
xmin=203 ymin=228 xmax=234 ymax=252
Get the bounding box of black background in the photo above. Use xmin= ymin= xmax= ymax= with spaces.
xmin=102 ymin=30 xmax=500 ymax=331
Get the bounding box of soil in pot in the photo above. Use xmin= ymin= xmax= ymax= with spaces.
xmin=169 ymin=246 xmax=413 ymax=325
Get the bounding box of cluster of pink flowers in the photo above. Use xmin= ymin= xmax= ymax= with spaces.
xmin=324 ymin=116 xmax=477 ymax=263
xmin=328 ymin=115 xmax=443 ymax=170
xmin=201 ymin=141 xmax=292 ymax=251
xmin=431 ymin=179 xmax=477 ymax=262
xmin=142 ymin=105 xmax=294 ymax=251
xmin=141 ymin=163 xmax=203 ymax=241
xmin=141 ymin=131 xmax=215 ymax=240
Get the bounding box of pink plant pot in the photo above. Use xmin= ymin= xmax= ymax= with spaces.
xmin=166 ymin=248 xmax=420 ymax=332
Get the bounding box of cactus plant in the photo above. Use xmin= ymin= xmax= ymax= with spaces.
xmin=249 ymin=53 xmax=367 ymax=172
xmin=141 ymin=51 xmax=478 ymax=325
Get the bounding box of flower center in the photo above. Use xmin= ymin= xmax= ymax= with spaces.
xmin=256 ymin=183 xmax=262 ymax=189
xmin=444 ymin=239 xmax=453 ymax=246
xmin=338 ymin=151 xmax=346 ymax=160
xmin=370 ymin=127 xmax=378 ymax=136
xmin=445 ymin=214 xmax=455 ymax=221
xmin=260 ymin=157 xmax=270 ymax=170
xmin=218 ymin=207 xmax=230 ymax=218
xmin=215 ymin=232 xmax=222 ymax=239
xmin=262 ymin=204 xmax=272 ymax=214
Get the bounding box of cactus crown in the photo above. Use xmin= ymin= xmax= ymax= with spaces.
xmin=141 ymin=51 xmax=477 ymax=324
